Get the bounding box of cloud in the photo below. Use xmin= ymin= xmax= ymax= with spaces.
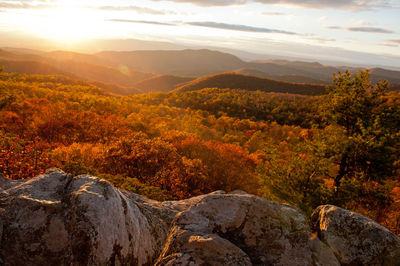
xmin=98 ymin=6 xmax=176 ymax=15
xmin=1 ymin=1 xmax=176 ymax=15
xmin=187 ymin=21 xmax=297 ymax=35
xmin=254 ymin=0 xmax=390 ymax=10
xmin=151 ymin=0 xmax=391 ymax=10
xmin=382 ymin=39 xmax=400 ymax=46
xmin=305 ymin=36 xmax=336 ymax=43
xmin=325 ymin=26 xmax=341 ymax=30
xmin=380 ymin=43 xmax=398 ymax=47
xmin=152 ymin=0 xmax=246 ymax=6
xmin=348 ymin=27 xmax=393 ymax=33
xmin=107 ymin=19 xmax=298 ymax=35
xmin=1 ymin=0 xmax=393 ymax=11
xmin=261 ymin=12 xmax=286 ymax=15
xmin=326 ymin=26 xmax=393 ymax=34
xmin=0 ymin=2 xmax=50 ymax=9
xmin=351 ymin=19 xmax=372 ymax=26
xmin=106 ymin=19 xmax=175 ymax=26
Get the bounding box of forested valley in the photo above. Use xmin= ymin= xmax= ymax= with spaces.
xmin=1 ymin=68 xmax=400 ymax=235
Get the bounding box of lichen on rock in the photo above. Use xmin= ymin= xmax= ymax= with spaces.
xmin=0 ymin=169 xmax=399 ymax=265
xmin=311 ymin=205 xmax=400 ymax=266
xmin=0 ymin=168 xmax=169 ymax=265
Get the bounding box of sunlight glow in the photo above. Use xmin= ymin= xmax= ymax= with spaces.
xmin=0 ymin=0 xmax=398 ymax=66
xmin=26 ymin=6 xmax=104 ymax=43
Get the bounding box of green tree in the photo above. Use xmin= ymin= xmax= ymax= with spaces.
xmin=322 ymin=70 xmax=399 ymax=217
xmin=257 ymin=139 xmax=332 ymax=214
xmin=257 ymin=70 xmax=400 ymax=219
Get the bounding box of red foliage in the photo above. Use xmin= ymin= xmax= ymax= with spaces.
xmin=0 ymin=135 xmax=55 ymax=180
xmin=164 ymin=132 xmax=259 ymax=194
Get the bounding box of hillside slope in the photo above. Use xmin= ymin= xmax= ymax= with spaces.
xmin=370 ymin=68 xmax=400 ymax=83
xmin=0 ymin=63 xmax=141 ymax=95
xmin=135 ymin=74 xmax=195 ymax=93
xmin=175 ymin=72 xmax=327 ymax=95
xmin=95 ymin=49 xmax=245 ymax=76
xmin=248 ymin=60 xmax=341 ymax=82
xmin=0 ymin=49 xmax=150 ymax=93
xmin=47 ymin=59 xmax=151 ymax=88
xmin=0 ymin=59 xmax=77 ymax=77
xmin=95 ymin=49 xmax=400 ymax=84
xmin=2 ymin=47 xmax=399 ymax=90
xmin=233 ymin=68 xmax=328 ymax=84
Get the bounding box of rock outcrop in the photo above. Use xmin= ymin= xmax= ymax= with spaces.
xmin=0 ymin=169 xmax=399 ymax=265
xmin=156 ymin=191 xmax=338 ymax=266
xmin=0 ymin=169 xmax=171 ymax=265
xmin=312 ymin=205 xmax=400 ymax=266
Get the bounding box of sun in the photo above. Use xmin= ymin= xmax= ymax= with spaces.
xmin=27 ymin=6 xmax=103 ymax=43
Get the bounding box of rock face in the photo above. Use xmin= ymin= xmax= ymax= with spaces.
xmin=0 ymin=169 xmax=399 ymax=265
xmin=156 ymin=191 xmax=336 ymax=266
xmin=0 ymin=169 xmax=171 ymax=265
xmin=312 ymin=205 xmax=400 ymax=266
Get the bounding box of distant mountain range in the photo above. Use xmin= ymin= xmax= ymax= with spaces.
xmin=0 ymin=47 xmax=399 ymax=94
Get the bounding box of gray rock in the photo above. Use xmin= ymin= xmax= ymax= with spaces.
xmin=157 ymin=192 xmax=338 ymax=266
xmin=156 ymin=228 xmax=252 ymax=266
xmin=0 ymin=168 xmax=170 ymax=265
xmin=312 ymin=204 xmax=400 ymax=266
xmin=1 ymin=169 xmax=398 ymax=265
xmin=309 ymin=233 xmax=341 ymax=266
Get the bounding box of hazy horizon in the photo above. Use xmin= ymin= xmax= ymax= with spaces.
xmin=0 ymin=0 xmax=399 ymax=68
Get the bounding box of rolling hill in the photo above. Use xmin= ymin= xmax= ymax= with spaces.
xmin=0 ymin=49 xmax=152 ymax=94
xmin=95 ymin=49 xmax=245 ymax=76
xmin=248 ymin=60 xmax=341 ymax=82
xmin=0 ymin=59 xmax=77 ymax=77
xmin=369 ymin=68 xmax=400 ymax=84
xmin=46 ymin=59 xmax=152 ymax=88
xmin=233 ymin=68 xmax=328 ymax=84
xmin=135 ymin=75 xmax=195 ymax=93
xmin=44 ymin=50 xmax=114 ymax=67
xmin=0 ymin=48 xmax=46 ymax=62
xmin=94 ymin=49 xmax=400 ymax=84
xmin=174 ymin=72 xmax=328 ymax=95
xmin=0 ymin=58 xmax=141 ymax=95
xmin=1 ymin=48 xmax=400 ymax=92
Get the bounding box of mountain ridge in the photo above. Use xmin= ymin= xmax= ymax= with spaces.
xmin=135 ymin=74 xmax=195 ymax=93
xmin=175 ymin=72 xmax=328 ymax=95
xmin=1 ymin=47 xmax=399 ymax=93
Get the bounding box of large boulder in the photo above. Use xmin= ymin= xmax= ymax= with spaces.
xmin=0 ymin=169 xmax=399 ymax=265
xmin=157 ymin=191 xmax=338 ymax=265
xmin=0 ymin=168 xmax=172 ymax=265
xmin=312 ymin=205 xmax=400 ymax=265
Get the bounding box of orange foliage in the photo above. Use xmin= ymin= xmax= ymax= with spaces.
xmin=165 ymin=132 xmax=259 ymax=194
xmin=1 ymin=71 xmax=399 ymax=236
xmin=0 ymin=133 xmax=54 ymax=180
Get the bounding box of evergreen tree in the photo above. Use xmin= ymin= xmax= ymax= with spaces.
xmin=322 ymin=70 xmax=399 ymax=218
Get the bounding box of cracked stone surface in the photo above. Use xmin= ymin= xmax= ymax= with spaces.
xmin=0 ymin=169 xmax=399 ymax=265
xmin=311 ymin=205 xmax=400 ymax=266
xmin=156 ymin=191 xmax=325 ymax=265
xmin=0 ymin=169 xmax=171 ymax=265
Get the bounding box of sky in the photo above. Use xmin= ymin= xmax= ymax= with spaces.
xmin=0 ymin=0 xmax=400 ymax=67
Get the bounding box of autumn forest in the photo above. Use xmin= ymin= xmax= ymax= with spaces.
xmin=1 ymin=62 xmax=400 ymax=236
